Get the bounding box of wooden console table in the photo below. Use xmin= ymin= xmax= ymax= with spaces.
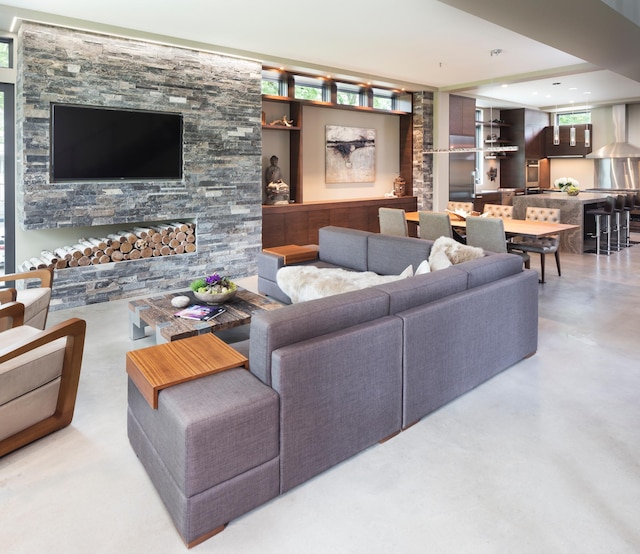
xmin=262 ymin=196 xmax=418 ymax=247
xmin=126 ymin=333 xmax=248 ymax=409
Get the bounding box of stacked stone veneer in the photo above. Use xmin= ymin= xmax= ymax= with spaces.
xmin=411 ymin=91 xmax=434 ymax=211
xmin=16 ymin=22 xmax=263 ymax=310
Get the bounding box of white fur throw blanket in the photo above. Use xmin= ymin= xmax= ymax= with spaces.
xmin=277 ymin=265 xmax=413 ymax=303
xmin=428 ymin=236 xmax=484 ymax=270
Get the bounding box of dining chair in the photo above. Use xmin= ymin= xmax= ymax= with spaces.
xmin=378 ymin=207 xmax=408 ymax=237
xmin=447 ymin=201 xmax=474 ymax=214
xmin=418 ymin=212 xmax=452 ymax=241
xmin=508 ymin=207 xmax=561 ymax=283
xmin=482 ymin=204 xmax=514 ymax=219
xmin=466 ymin=216 xmax=530 ymax=268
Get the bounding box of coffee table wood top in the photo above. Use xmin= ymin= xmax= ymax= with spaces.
xmin=129 ymin=287 xmax=282 ymax=343
xmin=126 ymin=333 xmax=248 ymax=409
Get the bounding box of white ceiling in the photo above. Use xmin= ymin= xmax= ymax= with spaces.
xmin=1 ymin=0 xmax=639 ymax=112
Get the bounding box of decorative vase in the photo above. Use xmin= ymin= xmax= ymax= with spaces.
xmin=566 ymin=190 xmax=580 ymax=196
xmin=194 ymin=289 xmax=237 ymax=304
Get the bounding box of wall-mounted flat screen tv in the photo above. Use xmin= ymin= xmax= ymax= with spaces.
xmin=50 ymin=104 xmax=183 ymax=182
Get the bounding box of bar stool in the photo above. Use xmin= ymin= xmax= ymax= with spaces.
xmin=586 ymin=196 xmax=615 ymax=255
xmin=613 ymin=194 xmax=629 ymax=248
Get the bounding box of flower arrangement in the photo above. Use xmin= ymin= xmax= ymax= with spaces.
xmin=554 ymin=177 xmax=580 ymax=194
xmin=190 ymin=273 xmax=237 ymax=294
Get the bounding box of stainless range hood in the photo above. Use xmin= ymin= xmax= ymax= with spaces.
xmin=587 ymin=104 xmax=640 ymax=159
xmin=586 ymin=105 xmax=640 ymax=190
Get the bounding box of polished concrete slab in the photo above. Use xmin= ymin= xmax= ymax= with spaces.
xmin=1 ymin=241 xmax=639 ymax=554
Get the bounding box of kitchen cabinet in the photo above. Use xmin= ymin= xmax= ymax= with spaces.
xmin=449 ymin=95 xmax=476 ymax=137
xmin=544 ymin=124 xmax=593 ymax=157
xmin=499 ymin=108 xmax=549 ymax=188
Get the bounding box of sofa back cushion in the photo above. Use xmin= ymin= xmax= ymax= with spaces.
xmin=318 ymin=226 xmax=370 ymax=271
xmin=374 ymin=267 xmax=469 ymax=314
xmin=453 ymin=253 xmax=524 ymax=289
xmin=367 ymin=234 xmax=432 ymax=275
xmin=249 ymin=287 xmax=390 ymax=386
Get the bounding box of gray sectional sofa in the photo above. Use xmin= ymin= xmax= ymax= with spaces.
xmin=127 ymin=226 xmax=539 ymax=547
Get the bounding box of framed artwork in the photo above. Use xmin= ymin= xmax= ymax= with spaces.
xmin=325 ymin=125 xmax=376 ymax=183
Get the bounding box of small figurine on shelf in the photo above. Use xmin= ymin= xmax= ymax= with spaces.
xmin=487 ymin=167 xmax=497 ymax=182
xmin=264 ymin=155 xmax=290 ymax=205
xmin=393 ymin=175 xmax=406 ymax=197
xmin=268 ymin=115 xmax=294 ymax=127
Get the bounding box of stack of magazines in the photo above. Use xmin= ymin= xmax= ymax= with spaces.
xmin=174 ymin=305 xmax=226 ymax=321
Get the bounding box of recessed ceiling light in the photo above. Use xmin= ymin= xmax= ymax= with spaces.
xmin=532 ymin=91 xmax=538 ymax=95
xmin=584 ymin=91 xmax=592 ymax=95
xmin=501 ymin=84 xmax=508 ymax=88
xmin=569 ymin=87 xmax=577 ymax=91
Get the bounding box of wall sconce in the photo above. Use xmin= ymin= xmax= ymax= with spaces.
xmin=570 ymin=126 xmax=576 ymax=146
xmin=584 ymin=126 xmax=590 ymax=148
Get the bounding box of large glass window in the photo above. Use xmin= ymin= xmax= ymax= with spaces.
xmin=0 ymin=83 xmax=15 ymax=274
xmin=372 ymin=88 xmax=393 ymax=110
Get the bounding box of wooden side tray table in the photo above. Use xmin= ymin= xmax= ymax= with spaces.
xmin=126 ymin=333 xmax=248 ymax=409
xmin=262 ymin=244 xmax=318 ymax=264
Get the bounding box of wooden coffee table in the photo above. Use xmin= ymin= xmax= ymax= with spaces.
xmin=128 ymin=287 xmax=282 ymax=343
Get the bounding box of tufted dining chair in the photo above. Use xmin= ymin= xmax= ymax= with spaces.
xmin=447 ymin=201 xmax=474 ymax=214
xmin=508 ymin=207 xmax=561 ymax=283
xmin=482 ymin=204 xmax=514 ymax=219
xmin=378 ymin=207 xmax=408 ymax=237
xmin=0 ymin=302 xmax=86 ymax=458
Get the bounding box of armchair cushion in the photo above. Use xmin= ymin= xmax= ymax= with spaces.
xmin=0 ymin=326 xmax=66 ymax=407
xmin=16 ymin=287 xmax=52 ymax=329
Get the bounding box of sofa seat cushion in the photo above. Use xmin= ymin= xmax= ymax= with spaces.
xmin=276 ymin=265 xmax=413 ymax=303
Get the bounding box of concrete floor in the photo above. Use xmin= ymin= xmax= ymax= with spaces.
xmin=1 ymin=240 xmax=639 ymax=554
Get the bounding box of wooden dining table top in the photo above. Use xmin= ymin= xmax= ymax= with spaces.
xmin=405 ymin=211 xmax=579 ymax=238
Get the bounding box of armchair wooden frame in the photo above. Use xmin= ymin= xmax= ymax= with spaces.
xmin=0 ymin=302 xmax=86 ymax=458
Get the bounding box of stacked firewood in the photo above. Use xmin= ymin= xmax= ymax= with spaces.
xmin=19 ymin=222 xmax=196 ymax=272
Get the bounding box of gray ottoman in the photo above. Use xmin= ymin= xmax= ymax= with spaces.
xmin=127 ymin=367 xmax=280 ymax=547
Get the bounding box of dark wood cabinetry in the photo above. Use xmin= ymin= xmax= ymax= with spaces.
xmin=544 ymin=124 xmax=593 ymax=158
xmin=262 ymin=196 xmax=418 ymax=247
xmin=499 ymin=108 xmax=549 ymax=188
xmin=449 ymin=95 xmax=476 ymax=137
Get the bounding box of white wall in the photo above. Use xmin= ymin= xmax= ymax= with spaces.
xmin=300 ymin=106 xmax=400 ymax=201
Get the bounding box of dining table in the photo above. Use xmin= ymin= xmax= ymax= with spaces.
xmin=405 ymin=211 xmax=580 ymax=239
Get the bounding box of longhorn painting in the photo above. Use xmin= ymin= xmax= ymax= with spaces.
xmin=325 ymin=125 xmax=376 ymax=183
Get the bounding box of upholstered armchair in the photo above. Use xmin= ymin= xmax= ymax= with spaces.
xmin=0 ymin=268 xmax=53 ymax=330
xmin=0 ymin=302 xmax=86 ymax=458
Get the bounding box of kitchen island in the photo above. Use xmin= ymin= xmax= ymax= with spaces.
xmin=513 ymin=192 xmax=612 ymax=253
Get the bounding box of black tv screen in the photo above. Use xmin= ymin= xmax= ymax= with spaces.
xmin=50 ymin=104 xmax=183 ymax=181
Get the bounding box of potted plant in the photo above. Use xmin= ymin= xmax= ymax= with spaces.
xmin=190 ymin=273 xmax=237 ymax=303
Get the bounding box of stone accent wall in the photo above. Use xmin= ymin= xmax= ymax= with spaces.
xmin=412 ymin=91 xmax=434 ymax=211
xmin=16 ymin=23 xmax=263 ymax=309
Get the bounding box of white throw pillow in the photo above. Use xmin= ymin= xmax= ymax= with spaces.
xmin=428 ymin=249 xmax=452 ymax=271
xmin=415 ymin=259 xmax=431 ymax=274
xmin=429 ymin=236 xmax=484 ymax=265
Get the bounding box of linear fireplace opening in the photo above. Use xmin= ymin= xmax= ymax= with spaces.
xmin=18 ymin=219 xmax=196 ymax=272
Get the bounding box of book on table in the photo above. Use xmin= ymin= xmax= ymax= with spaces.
xmin=174 ymin=305 xmax=226 ymax=321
